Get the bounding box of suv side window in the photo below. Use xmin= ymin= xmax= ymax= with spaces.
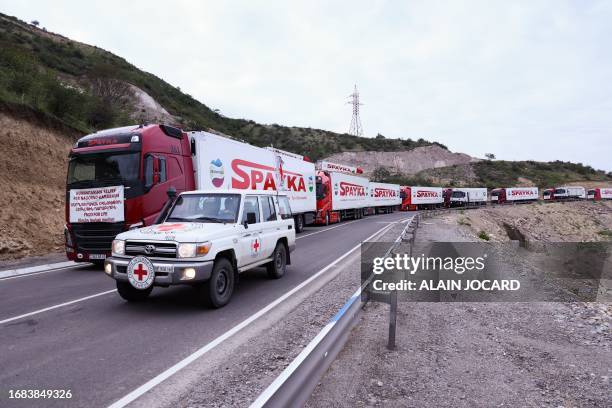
xmin=260 ymin=196 xmax=277 ymax=221
xmin=277 ymin=196 xmax=292 ymax=220
xmin=242 ymin=196 xmax=260 ymax=224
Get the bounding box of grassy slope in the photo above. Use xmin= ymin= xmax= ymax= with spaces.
xmin=0 ymin=13 xmax=444 ymax=160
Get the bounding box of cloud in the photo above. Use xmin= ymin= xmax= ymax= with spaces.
xmin=2 ymin=0 xmax=611 ymax=170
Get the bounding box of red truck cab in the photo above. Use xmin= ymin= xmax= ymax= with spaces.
xmin=315 ymin=171 xmax=339 ymax=224
xmin=400 ymin=186 xmax=414 ymax=211
xmin=490 ymin=188 xmax=506 ymax=204
xmin=65 ymin=124 xmax=194 ymax=263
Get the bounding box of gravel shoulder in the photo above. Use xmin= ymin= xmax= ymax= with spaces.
xmin=307 ymin=212 xmax=611 ymax=408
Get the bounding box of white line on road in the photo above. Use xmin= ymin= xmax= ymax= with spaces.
xmin=296 ymin=219 xmax=360 ymax=240
xmin=107 ymin=220 xmax=401 ymax=408
xmin=0 ymin=290 xmax=117 ymax=326
xmin=0 ymin=261 xmax=85 ymax=280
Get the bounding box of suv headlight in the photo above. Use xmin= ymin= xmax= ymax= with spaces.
xmin=112 ymin=239 xmax=125 ymax=256
xmin=177 ymin=242 xmax=212 ymax=258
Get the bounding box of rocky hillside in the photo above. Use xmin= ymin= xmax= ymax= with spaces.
xmin=324 ymin=145 xmax=477 ymax=176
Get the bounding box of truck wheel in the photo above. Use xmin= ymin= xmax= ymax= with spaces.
xmin=267 ymin=242 xmax=288 ymax=279
xmin=295 ymin=214 xmax=304 ymax=233
xmin=116 ymin=281 xmax=153 ymax=302
xmin=200 ymin=258 xmax=235 ymax=308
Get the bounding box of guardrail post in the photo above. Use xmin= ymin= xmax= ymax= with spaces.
xmin=387 ymin=289 xmax=397 ymax=350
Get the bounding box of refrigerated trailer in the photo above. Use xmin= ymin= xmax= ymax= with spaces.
xmin=447 ymin=188 xmax=488 ymax=207
xmin=369 ymin=182 xmax=401 ymax=213
xmin=490 ymin=187 xmax=539 ymax=204
xmin=400 ymin=186 xmax=444 ymax=210
xmin=587 ymin=187 xmax=612 ymax=200
xmin=65 ymin=125 xmax=316 ymax=263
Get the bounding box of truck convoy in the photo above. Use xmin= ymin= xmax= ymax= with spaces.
xmin=65 ymin=124 xmax=315 ymax=263
xmin=104 ymin=189 xmax=296 ymax=307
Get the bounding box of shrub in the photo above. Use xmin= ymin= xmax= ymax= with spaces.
xmin=478 ymin=230 xmax=490 ymax=241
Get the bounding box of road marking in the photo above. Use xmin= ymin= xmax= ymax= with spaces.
xmin=107 ymin=220 xmax=400 ymax=408
xmin=0 ymin=261 xmax=85 ymax=280
xmin=297 ymin=212 xmax=405 ymax=240
xmin=0 ymin=290 xmax=117 ymax=326
xmin=0 ymin=264 xmax=89 ymax=281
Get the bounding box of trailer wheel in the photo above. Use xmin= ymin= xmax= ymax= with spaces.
xmin=267 ymin=242 xmax=288 ymax=279
xmin=116 ymin=281 xmax=152 ymax=302
xmin=200 ymin=257 xmax=235 ymax=308
xmin=294 ymin=214 xmax=304 ymax=233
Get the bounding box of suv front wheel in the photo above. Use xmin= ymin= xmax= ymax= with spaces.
xmin=267 ymin=242 xmax=287 ymax=279
xmin=200 ymin=258 xmax=235 ymax=308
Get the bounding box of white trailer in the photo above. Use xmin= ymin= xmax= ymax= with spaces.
xmin=553 ymin=186 xmax=586 ymax=199
xmin=189 ymin=131 xmax=316 ymax=231
xmin=409 ymin=186 xmax=444 ymax=205
xmin=449 ymin=188 xmax=487 ymax=206
xmin=330 ymin=172 xmax=370 ymax=211
xmin=369 ymin=182 xmax=401 ymax=213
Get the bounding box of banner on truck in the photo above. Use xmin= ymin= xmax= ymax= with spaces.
xmin=369 ymin=182 xmax=401 ymax=206
xmin=69 ymin=186 xmax=125 ymax=223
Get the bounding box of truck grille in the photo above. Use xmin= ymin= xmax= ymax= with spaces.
xmin=71 ymin=222 xmax=126 ymax=253
xmin=125 ymin=241 xmax=177 ymax=258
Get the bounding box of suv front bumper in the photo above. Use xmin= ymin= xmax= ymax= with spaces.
xmin=105 ymin=256 xmax=214 ymax=286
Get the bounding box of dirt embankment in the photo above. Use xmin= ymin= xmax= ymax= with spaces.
xmin=0 ymin=112 xmax=77 ymax=259
xmin=446 ymin=201 xmax=612 ymax=243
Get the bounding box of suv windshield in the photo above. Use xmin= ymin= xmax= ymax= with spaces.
xmin=68 ymin=152 xmax=140 ymax=187
xmin=167 ymin=194 xmax=241 ymax=223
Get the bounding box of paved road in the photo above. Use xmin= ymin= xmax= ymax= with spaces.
xmin=0 ymin=212 xmax=409 ymax=408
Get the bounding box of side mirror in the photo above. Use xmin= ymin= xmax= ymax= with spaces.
xmin=246 ymin=212 xmax=257 ymax=225
xmin=243 ymin=219 xmax=249 ymax=229
xmin=166 ymin=187 xmax=177 ymax=199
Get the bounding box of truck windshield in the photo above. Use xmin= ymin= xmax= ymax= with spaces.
xmin=167 ymin=194 xmax=241 ymax=223
xmin=451 ymin=191 xmax=465 ymax=198
xmin=67 ymin=152 xmax=140 ymax=187
xmin=554 ymin=189 xmax=566 ymax=194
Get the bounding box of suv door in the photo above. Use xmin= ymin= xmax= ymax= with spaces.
xmin=258 ymin=195 xmax=281 ymax=259
xmin=238 ymin=195 xmax=264 ymax=267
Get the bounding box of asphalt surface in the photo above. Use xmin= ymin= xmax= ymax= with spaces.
xmin=0 ymin=212 xmax=409 ymax=408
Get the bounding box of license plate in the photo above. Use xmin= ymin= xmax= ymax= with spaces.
xmin=89 ymin=254 xmax=106 ymax=260
xmin=155 ymin=264 xmax=173 ymax=273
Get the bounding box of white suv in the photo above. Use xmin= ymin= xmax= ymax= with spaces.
xmin=104 ymin=190 xmax=296 ymax=307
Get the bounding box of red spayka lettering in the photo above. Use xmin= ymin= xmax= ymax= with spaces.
xmin=339 ymin=182 xmax=366 ymax=197
xmin=416 ymin=190 xmax=438 ymax=198
xmin=231 ymin=159 xmax=306 ymax=192
xmin=374 ymin=188 xmax=396 ymax=198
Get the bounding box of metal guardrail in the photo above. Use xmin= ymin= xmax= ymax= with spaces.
xmin=250 ymin=216 xmax=418 ymax=408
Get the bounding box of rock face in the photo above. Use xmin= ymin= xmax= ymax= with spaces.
xmin=324 ymin=145 xmax=477 ymax=176
xmin=129 ymin=84 xmax=176 ymax=124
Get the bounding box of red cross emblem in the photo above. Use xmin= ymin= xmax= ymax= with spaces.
xmin=252 ymin=239 xmax=260 ymax=252
xmin=157 ymin=223 xmax=185 ymax=232
xmin=133 ymin=263 xmax=148 ymax=281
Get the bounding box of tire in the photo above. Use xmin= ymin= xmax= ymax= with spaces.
xmin=324 ymin=212 xmax=330 ymax=226
xmin=116 ymin=281 xmax=153 ymax=302
xmin=200 ymin=258 xmax=235 ymax=308
xmin=267 ymin=242 xmax=288 ymax=279
xmin=295 ymin=214 xmax=304 ymax=233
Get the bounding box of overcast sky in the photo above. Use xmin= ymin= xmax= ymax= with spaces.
xmin=2 ymin=1 xmax=611 ymax=171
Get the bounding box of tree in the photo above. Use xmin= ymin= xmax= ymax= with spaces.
xmin=485 ymin=153 xmax=496 ymax=160
xmin=30 ymin=20 xmax=40 ymax=27
xmin=372 ymin=166 xmax=391 ymax=182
